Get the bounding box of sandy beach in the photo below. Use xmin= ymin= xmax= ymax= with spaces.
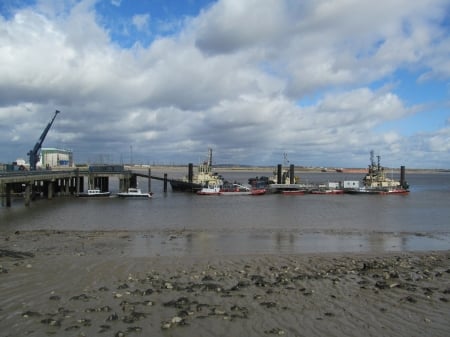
xmin=1 ymin=230 xmax=449 ymax=337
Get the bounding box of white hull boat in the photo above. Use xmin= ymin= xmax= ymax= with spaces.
xmin=78 ymin=189 xmax=111 ymax=197
xmin=117 ymin=188 xmax=152 ymax=198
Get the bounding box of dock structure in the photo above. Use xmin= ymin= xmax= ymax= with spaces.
xmin=0 ymin=164 xmax=182 ymax=207
xmin=0 ymin=165 xmax=174 ymax=207
xmin=1 ymin=170 xmax=80 ymax=207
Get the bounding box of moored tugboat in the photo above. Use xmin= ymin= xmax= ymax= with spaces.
xmin=344 ymin=151 xmax=409 ymax=195
xmin=170 ymin=148 xmax=224 ymax=192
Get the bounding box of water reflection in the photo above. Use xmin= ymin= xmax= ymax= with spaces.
xmin=2 ymin=172 xmax=449 ymax=256
xmin=129 ymin=231 xmax=450 ymax=257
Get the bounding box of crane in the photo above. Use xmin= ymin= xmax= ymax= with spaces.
xmin=27 ymin=110 xmax=60 ymax=170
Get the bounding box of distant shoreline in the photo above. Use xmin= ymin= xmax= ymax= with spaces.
xmin=128 ymin=165 xmax=449 ymax=174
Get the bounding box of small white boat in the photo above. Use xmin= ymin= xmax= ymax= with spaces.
xmin=78 ymin=189 xmax=111 ymax=197
xmin=197 ymin=183 xmax=221 ymax=195
xmin=117 ymin=188 xmax=152 ymax=198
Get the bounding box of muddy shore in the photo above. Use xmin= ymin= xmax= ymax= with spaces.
xmin=1 ymin=230 xmax=449 ymax=337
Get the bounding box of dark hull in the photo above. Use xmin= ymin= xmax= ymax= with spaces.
xmin=345 ymin=189 xmax=381 ymax=195
xmin=169 ymin=180 xmax=203 ymax=192
xmin=117 ymin=195 xmax=151 ymax=198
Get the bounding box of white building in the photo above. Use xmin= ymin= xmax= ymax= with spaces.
xmin=40 ymin=148 xmax=74 ymax=169
xmin=343 ymin=180 xmax=360 ymax=189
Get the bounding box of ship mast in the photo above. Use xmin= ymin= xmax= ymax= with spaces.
xmin=207 ymin=148 xmax=213 ymax=167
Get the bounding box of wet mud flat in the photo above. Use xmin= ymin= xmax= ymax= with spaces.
xmin=0 ymin=230 xmax=449 ymax=337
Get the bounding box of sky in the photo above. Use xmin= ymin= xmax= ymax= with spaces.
xmin=0 ymin=0 xmax=449 ymax=169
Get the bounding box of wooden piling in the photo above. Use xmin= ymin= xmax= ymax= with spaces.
xmin=47 ymin=181 xmax=54 ymax=200
xmin=164 ymin=173 xmax=168 ymax=192
xmin=188 ymin=163 xmax=193 ymax=183
xmin=148 ymin=168 xmax=152 ymax=193
xmin=277 ymin=164 xmax=282 ymax=184
xmin=6 ymin=185 xmax=11 ymax=207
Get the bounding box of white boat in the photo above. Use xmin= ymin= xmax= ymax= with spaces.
xmin=197 ymin=183 xmax=221 ymax=195
xmin=117 ymin=188 xmax=152 ymax=198
xmin=78 ymin=188 xmax=111 ymax=197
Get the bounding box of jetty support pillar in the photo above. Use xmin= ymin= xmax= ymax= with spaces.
xmin=119 ymin=178 xmax=127 ymax=193
xmin=6 ymin=185 xmax=11 ymax=207
xmin=130 ymin=175 xmax=137 ymax=188
xmin=47 ymin=181 xmax=54 ymax=200
xmin=92 ymin=177 xmax=109 ymax=192
xmin=164 ymin=173 xmax=168 ymax=192
xmin=148 ymin=168 xmax=152 ymax=193
xmin=75 ymin=169 xmax=81 ymax=195
xmin=65 ymin=178 xmax=70 ymax=195
xmin=2 ymin=183 xmax=12 ymax=207
xmin=119 ymin=172 xmax=132 ymax=192
xmin=0 ymin=183 xmax=4 ymax=207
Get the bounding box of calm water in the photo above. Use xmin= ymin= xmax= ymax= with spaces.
xmin=1 ymin=171 xmax=449 ymax=256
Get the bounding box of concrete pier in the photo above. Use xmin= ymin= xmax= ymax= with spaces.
xmin=0 ymin=168 xmax=131 ymax=207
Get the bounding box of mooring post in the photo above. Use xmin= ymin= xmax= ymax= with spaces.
xmin=0 ymin=183 xmax=4 ymax=207
xmin=188 ymin=163 xmax=193 ymax=183
xmin=48 ymin=181 xmax=54 ymax=200
xmin=400 ymin=166 xmax=406 ymax=188
xmin=164 ymin=173 xmax=168 ymax=192
xmin=6 ymin=185 xmax=11 ymax=207
xmin=277 ymin=164 xmax=282 ymax=184
xmin=148 ymin=168 xmax=152 ymax=193
xmin=1 ymin=183 xmax=8 ymax=207
xmin=75 ymin=168 xmax=80 ymax=195
xmin=65 ymin=178 xmax=70 ymax=195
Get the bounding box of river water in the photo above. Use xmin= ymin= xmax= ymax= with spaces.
xmin=1 ymin=171 xmax=449 ymax=256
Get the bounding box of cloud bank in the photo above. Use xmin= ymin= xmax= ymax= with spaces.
xmin=0 ymin=0 xmax=449 ymax=168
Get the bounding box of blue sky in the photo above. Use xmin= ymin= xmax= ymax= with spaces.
xmin=0 ymin=0 xmax=449 ymax=169
xmin=95 ymin=0 xmax=215 ymax=47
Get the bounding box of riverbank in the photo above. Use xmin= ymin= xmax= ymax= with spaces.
xmin=1 ymin=230 xmax=449 ymax=337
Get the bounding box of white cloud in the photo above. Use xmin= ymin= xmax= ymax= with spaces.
xmin=194 ymin=0 xmax=286 ymax=54
xmin=0 ymin=0 xmax=449 ymax=168
xmin=132 ymin=13 xmax=149 ymax=32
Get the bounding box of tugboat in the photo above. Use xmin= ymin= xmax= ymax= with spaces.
xmin=170 ymin=148 xmax=224 ymax=192
xmin=345 ymin=151 xmax=409 ymax=195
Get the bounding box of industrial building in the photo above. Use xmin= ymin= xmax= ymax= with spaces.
xmin=40 ymin=148 xmax=74 ymax=169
